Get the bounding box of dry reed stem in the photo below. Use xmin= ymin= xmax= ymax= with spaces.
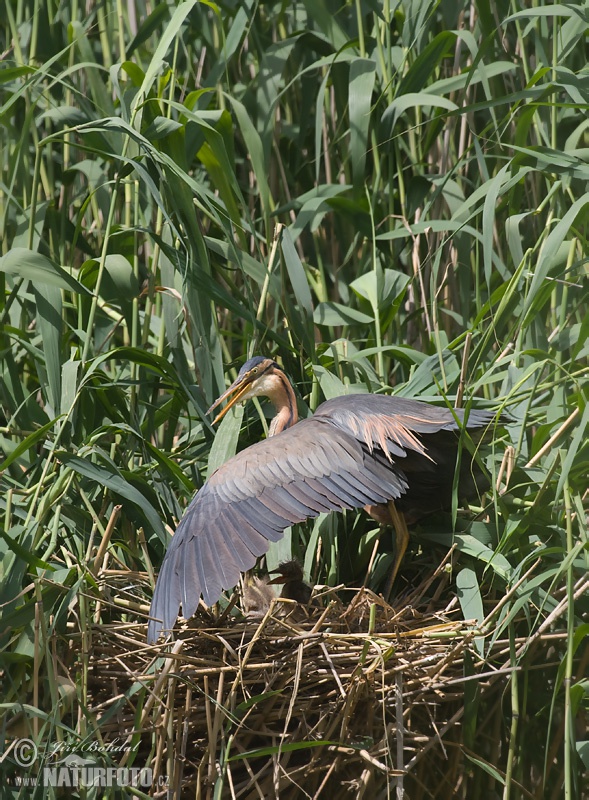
xmin=525 ymin=407 xmax=581 ymax=468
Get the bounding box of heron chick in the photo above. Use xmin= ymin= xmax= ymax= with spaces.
xmin=268 ymin=559 xmax=313 ymax=605
xmin=242 ymin=575 xmax=276 ymax=618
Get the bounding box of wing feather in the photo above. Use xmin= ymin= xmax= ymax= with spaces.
xmin=237 ymin=496 xmax=288 ymax=533
xmin=323 ymin=470 xmax=382 ymax=506
xmin=304 ymin=476 xmax=354 ymax=507
xmin=160 ymin=552 xmax=184 ymax=639
xmin=197 ymin=535 xmax=224 ymax=605
xmin=221 ymin=504 xmax=279 ymax=551
xmin=219 ymin=526 xmax=258 ymax=567
xmin=181 ymin=537 xmax=205 ymax=618
xmin=285 ymin=482 xmax=334 ymax=513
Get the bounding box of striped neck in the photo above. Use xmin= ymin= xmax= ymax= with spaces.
xmin=268 ymin=371 xmax=298 ymax=436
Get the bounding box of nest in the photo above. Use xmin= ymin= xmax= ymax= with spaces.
xmin=83 ymin=558 xmax=520 ymax=799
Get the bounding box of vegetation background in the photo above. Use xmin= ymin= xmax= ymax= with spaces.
xmin=1 ymin=0 xmax=587 ymax=797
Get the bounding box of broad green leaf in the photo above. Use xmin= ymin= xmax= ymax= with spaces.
xmin=300 ymin=0 xmax=348 ymax=50
xmin=464 ymin=753 xmax=506 ymax=785
xmin=34 ymin=285 xmax=62 ymax=412
xmin=0 ymin=66 xmax=35 ymax=82
xmin=142 ymin=116 xmax=183 ymax=141
xmin=61 ymin=359 xmax=81 ymax=416
xmin=136 ymin=1 xmax=198 ymax=107
xmin=0 ymin=248 xmax=91 ymax=294
xmin=265 ymin=532 xmax=293 ymax=575
xmin=395 ymin=351 xmax=460 ymax=397
xmin=257 ymin=38 xmax=300 ymax=149
xmin=81 ymin=254 xmax=140 ymax=302
xmin=207 ymin=404 xmax=244 ymax=479
xmin=281 ymin=227 xmax=314 ymax=354
xmin=127 ymin=2 xmax=170 ymax=56
xmin=482 ymin=166 xmax=510 ymax=286
xmin=1 ymin=524 xmax=48 ymax=574
xmin=456 ymin=566 xmax=485 ymax=655
xmin=503 ymin=5 xmax=587 ymax=23
xmin=226 ymin=95 xmax=271 ymax=219
xmin=349 ymin=58 xmax=376 ymax=193
xmin=454 ymin=535 xmax=512 ymax=582
xmin=397 ymin=31 xmax=456 ymax=95
xmin=289 ymin=190 xmax=349 ymax=242
xmin=577 ymin=741 xmax=589 ymax=770
xmin=524 ymin=192 xmax=589 ymax=318
xmin=428 ymin=61 xmax=517 ymax=97
xmin=70 ymin=22 xmax=115 ymax=117
xmin=351 ymin=269 xmax=410 ymax=311
xmin=456 ymin=571 xmax=484 ymax=624
xmin=314 ymin=302 xmax=373 ymax=326
xmin=41 ymin=106 xmax=89 ymax=126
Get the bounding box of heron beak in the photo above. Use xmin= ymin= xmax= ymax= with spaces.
xmin=266 ymin=572 xmax=287 ymax=586
xmin=206 ymin=375 xmax=254 ymax=425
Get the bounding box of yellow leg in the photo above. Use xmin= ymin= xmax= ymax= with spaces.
xmin=383 ymin=500 xmax=410 ymax=600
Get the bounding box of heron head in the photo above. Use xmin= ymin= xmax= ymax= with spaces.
xmin=267 ymin=559 xmax=305 ymax=585
xmin=206 ymin=356 xmax=283 ymax=424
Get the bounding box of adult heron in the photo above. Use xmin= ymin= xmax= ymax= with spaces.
xmin=147 ymin=357 xmax=499 ymax=642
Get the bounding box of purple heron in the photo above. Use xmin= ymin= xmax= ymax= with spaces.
xmin=147 ymin=357 xmax=499 ymax=642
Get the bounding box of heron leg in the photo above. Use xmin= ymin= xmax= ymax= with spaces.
xmin=383 ymin=500 xmax=409 ymax=600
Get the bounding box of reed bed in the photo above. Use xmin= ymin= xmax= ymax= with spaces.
xmin=79 ymin=562 xmax=563 ymax=799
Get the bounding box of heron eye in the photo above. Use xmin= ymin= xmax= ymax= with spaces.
xmin=252 ymin=367 xmax=258 ymax=374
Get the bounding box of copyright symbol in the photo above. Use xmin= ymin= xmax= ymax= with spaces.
xmin=13 ymin=738 xmax=38 ymax=768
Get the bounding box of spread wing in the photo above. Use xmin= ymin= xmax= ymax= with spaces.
xmin=147 ymin=417 xmax=409 ymax=642
xmin=147 ymin=395 xmax=496 ymax=642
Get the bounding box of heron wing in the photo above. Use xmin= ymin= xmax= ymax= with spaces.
xmin=148 ymin=395 xmax=498 ymax=642
xmin=147 ymin=415 xmax=409 ymax=642
xmin=313 ymin=394 xmax=495 ymax=458
xmin=313 ymin=394 xmax=497 ymax=519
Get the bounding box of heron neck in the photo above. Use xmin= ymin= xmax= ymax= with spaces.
xmin=268 ymin=372 xmax=298 ymax=436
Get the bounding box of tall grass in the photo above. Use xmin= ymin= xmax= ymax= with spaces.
xmin=1 ymin=0 xmax=587 ymax=797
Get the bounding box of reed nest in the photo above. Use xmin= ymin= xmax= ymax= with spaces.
xmin=81 ymin=556 xmax=539 ymax=800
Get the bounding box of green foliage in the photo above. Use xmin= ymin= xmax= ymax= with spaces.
xmin=1 ymin=0 xmax=587 ymax=797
